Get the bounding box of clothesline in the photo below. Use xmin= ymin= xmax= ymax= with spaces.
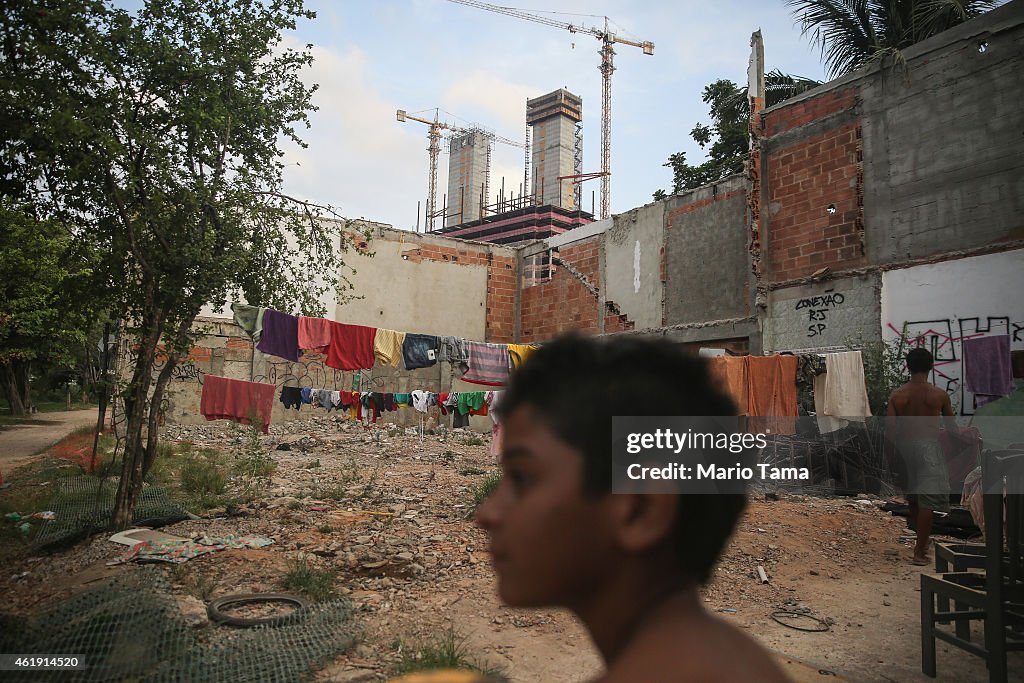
xmin=231 ymin=302 xmax=537 ymax=389
xmin=200 ymin=373 xmax=505 ymax=433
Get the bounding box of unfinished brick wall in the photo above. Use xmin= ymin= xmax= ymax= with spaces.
xmin=519 ymin=237 xmax=603 ymax=342
xmin=764 ymin=88 xmax=865 ymax=282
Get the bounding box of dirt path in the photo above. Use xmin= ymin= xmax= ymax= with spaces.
xmin=0 ymin=409 xmax=100 ymax=474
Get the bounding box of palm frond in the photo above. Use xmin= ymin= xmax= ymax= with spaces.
xmin=785 ymin=0 xmax=878 ymax=77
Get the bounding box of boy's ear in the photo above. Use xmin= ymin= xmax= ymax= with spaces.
xmin=606 ymin=494 xmax=678 ymax=553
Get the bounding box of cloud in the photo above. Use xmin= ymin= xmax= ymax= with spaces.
xmin=278 ymin=39 xmax=427 ymax=228
xmin=442 ymin=69 xmax=539 ymax=136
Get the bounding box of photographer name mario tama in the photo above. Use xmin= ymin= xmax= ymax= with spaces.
xmin=476 ymin=334 xmax=790 ymax=683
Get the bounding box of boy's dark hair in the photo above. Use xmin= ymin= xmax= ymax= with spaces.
xmin=906 ymin=347 xmax=934 ymax=374
xmin=498 ymin=333 xmax=746 ymax=584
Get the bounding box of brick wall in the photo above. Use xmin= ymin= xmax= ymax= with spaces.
xmin=519 ymin=237 xmax=603 ymax=342
xmin=764 ymin=89 xmax=865 ymax=283
xmin=764 ymin=89 xmax=857 ymax=137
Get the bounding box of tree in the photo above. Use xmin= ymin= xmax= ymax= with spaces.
xmin=1 ymin=0 xmax=365 ymax=527
xmin=785 ymin=0 xmax=1002 ymax=79
xmin=656 ymin=71 xmax=821 ymax=197
xmin=0 ymin=204 xmax=98 ymax=416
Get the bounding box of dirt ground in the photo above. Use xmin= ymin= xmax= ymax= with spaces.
xmin=1 ymin=414 xmax=1020 ymax=682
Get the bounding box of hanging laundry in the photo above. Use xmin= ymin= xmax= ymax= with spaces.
xmin=280 ymin=386 xmax=303 ymax=410
xmin=438 ymin=336 xmax=470 ymax=364
xmin=706 ymin=356 xmax=748 ymax=416
xmin=963 ymin=335 xmax=1014 ymax=406
xmin=745 ymin=355 xmax=798 ymax=435
xmin=394 ymin=393 xmax=412 ymax=407
xmin=200 ymin=375 xmax=275 ymax=434
xmin=298 ymin=316 xmax=332 ymax=354
xmin=300 ymin=387 xmax=312 ymax=405
xmin=374 ymin=328 xmax=407 ymax=367
xmin=402 ymin=333 xmax=439 ymax=370
xmin=326 ymin=321 xmax=376 ymax=370
xmin=463 ymin=342 xmax=510 ymax=386
xmin=507 ymin=343 xmax=538 ymax=369
xmin=458 ymin=391 xmax=487 ymax=416
xmin=256 ymin=309 xmax=299 ymax=362
xmin=813 ymin=351 xmax=871 ymax=434
xmin=231 ymin=303 xmax=265 ymax=343
xmin=411 ymin=390 xmax=433 ymax=413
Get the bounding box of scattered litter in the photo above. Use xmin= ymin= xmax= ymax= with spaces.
xmin=5 ymin=512 xmax=21 ymax=522
xmin=718 ymin=608 xmax=737 ymax=613
xmin=32 ymin=511 xmax=56 ymax=520
xmin=756 ymin=565 xmax=769 ymax=583
xmin=108 ymin=528 xmax=186 ymax=547
xmin=18 ymin=522 xmax=32 ymax=535
xmin=108 ymin=534 xmax=274 ymax=565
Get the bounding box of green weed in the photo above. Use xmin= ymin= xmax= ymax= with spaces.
xmin=392 ymin=626 xmax=506 ymax=679
xmin=281 ymin=556 xmax=338 ymax=602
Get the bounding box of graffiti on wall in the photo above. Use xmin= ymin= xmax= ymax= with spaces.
xmin=795 ymin=289 xmax=846 ymax=338
xmin=887 ymin=316 xmax=1021 ymax=415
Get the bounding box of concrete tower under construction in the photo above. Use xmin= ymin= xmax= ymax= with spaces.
xmin=527 ymin=88 xmax=582 ymax=210
xmin=445 ymin=130 xmax=490 ymax=227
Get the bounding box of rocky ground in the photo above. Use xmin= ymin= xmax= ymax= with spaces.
xmin=1 ymin=414 xmax=1019 ymax=682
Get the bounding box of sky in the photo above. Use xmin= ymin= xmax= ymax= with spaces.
xmin=221 ymin=1 xmax=832 ymax=230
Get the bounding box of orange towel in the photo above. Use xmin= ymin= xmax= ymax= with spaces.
xmin=746 ymin=355 xmax=798 ymax=434
xmin=707 ymin=356 xmax=749 ymax=415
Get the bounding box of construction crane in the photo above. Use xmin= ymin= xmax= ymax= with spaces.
xmin=447 ymin=0 xmax=654 ymax=219
xmin=397 ymin=108 xmax=525 ymax=231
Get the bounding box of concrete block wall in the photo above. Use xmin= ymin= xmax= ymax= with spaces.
xmin=861 ymin=0 xmax=1024 ymax=263
xmin=662 ymin=176 xmax=753 ymax=331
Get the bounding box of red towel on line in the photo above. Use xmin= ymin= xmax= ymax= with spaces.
xmin=200 ymin=375 xmax=275 ymax=433
xmin=298 ymin=316 xmax=332 ymax=354
xmin=326 ymin=321 xmax=376 ymax=370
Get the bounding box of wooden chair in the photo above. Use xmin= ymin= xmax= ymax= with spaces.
xmin=921 ymin=450 xmax=1024 ymax=681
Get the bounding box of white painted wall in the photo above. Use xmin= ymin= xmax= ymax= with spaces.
xmin=880 ymin=249 xmax=1024 ymax=414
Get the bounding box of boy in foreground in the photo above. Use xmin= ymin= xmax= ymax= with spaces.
xmin=477 ymin=334 xmax=790 ymax=682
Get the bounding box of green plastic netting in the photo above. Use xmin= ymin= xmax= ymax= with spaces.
xmin=31 ymin=477 xmax=190 ymax=551
xmin=0 ymin=568 xmax=360 ymax=682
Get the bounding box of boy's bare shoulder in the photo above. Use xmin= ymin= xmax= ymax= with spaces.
xmin=594 ymin=613 xmax=791 ymax=683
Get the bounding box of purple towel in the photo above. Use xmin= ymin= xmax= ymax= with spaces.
xmin=963 ymin=335 xmax=1014 ymax=405
xmin=256 ymin=309 xmax=299 ymax=362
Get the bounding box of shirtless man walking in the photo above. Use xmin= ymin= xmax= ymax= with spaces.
xmin=886 ymin=348 xmax=958 ymax=565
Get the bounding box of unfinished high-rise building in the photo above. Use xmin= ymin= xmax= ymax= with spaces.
xmin=445 ymin=130 xmax=490 ymax=227
xmin=527 ymin=88 xmax=582 ymax=210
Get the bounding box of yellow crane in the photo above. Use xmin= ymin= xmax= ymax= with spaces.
xmin=396 ymin=109 xmax=454 ymax=232
xmin=397 ymin=108 xmax=525 ymax=231
xmin=447 ymin=0 xmax=653 ymax=219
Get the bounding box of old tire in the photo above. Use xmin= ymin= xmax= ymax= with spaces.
xmin=207 ymin=593 xmax=309 ymax=627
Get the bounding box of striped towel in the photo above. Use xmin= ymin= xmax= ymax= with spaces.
xmin=462 ymin=342 xmax=510 ymax=386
